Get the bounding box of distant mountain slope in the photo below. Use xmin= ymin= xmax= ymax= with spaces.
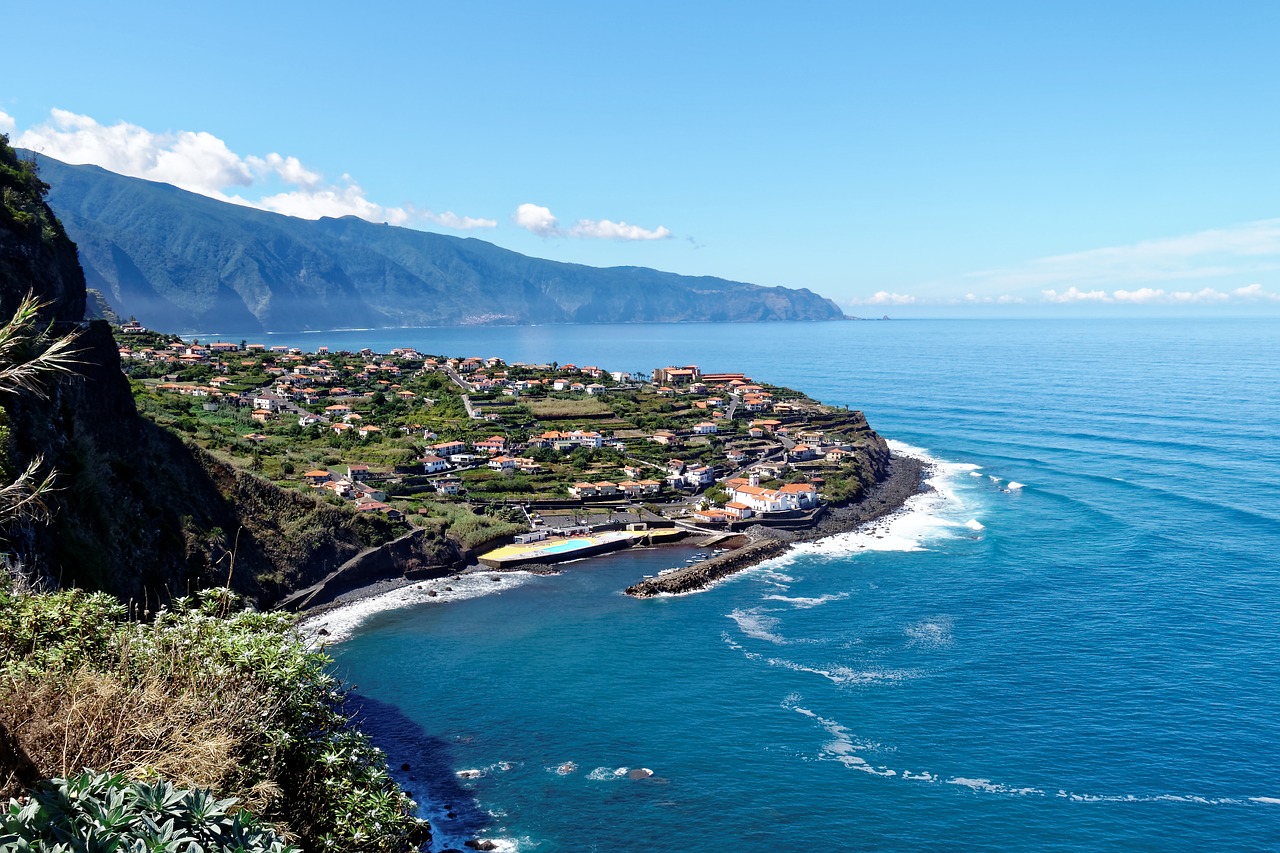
xmin=29 ymin=153 xmax=845 ymax=332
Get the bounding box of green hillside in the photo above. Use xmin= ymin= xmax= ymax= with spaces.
xmin=32 ymin=153 xmax=847 ymax=332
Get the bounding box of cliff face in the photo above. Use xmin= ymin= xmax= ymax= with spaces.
xmin=0 ymin=136 xmax=441 ymax=607
xmin=0 ymin=150 xmax=84 ymax=323
xmin=32 ymin=153 xmax=847 ymax=332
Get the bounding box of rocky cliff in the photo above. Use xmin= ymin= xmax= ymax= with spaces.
xmin=0 ymin=135 xmax=452 ymax=607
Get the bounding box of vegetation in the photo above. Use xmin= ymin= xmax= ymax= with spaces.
xmin=0 ymin=135 xmax=429 ymax=851
xmin=32 ymin=151 xmax=845 ymax=333
xmin=0 ymin=584 xmax=429 ymax=850
xmin=0 ymin=292 xmax=82 ymax=525
xmin=1 ymin=771 xmax=296 ymax=852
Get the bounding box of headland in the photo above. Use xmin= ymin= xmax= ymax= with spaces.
xmin=114 ymin=326 xmax=926 ymax=612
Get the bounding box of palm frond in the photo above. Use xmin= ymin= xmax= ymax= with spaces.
xmin=0 ymin=291 xmax=84 ymax=398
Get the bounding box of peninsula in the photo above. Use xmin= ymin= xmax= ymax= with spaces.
xmin=115 ymin=324 xmax=927 ymax=602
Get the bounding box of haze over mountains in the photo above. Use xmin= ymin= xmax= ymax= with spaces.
xmin=28 ymin=153 xmax=846 ymax=333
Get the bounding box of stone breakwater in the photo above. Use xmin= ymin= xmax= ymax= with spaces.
xmin=624 ymin=455 xmax=929 ymax=598
xmin=624 ymin=538 xmax=793 ymax=597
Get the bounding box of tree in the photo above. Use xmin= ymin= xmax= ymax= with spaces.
xmin=0 ymin=293 xmax=82 ymax=525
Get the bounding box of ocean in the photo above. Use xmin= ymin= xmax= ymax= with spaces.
xmin=289 ymin=318 xmax=1280 ymax=852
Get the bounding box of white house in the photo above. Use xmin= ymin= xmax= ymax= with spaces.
xmin=724 ymin=476 xmax=819 ymax=514
xmin=419 ymin=455 xmax=449 ymax=474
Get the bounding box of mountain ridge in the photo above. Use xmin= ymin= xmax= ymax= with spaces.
xmin=29 ymin=153 xmax=847 ymax=332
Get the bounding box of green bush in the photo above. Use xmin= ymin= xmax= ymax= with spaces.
xmin=0 ymin=585 xmax=430 ymax=851
xmin=0 ymin=771 xmax=297 ymax=852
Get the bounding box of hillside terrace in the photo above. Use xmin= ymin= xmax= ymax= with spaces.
xmin=117 ymin=331 xmax=883 ymax=540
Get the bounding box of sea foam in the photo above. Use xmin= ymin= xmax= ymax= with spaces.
xmin=776 ymin=441 xmax=985 ymax=563
xmin=301 ymin=571 xmax=539 ymax=644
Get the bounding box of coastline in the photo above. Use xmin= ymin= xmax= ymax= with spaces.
xmin=623 ymin=452 xmax=931 ymax=597
xmin=299 ymin=452 xmax=931 ymax=637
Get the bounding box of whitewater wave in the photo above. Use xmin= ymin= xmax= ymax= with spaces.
xmin=769 ymin=657 xmax=915 ymax=686
xmin=785 ymin=697 xmax=1269 ymax=807
xmin=905 ymin=616 xmax=954 ymax=649
xmin=774 ymin=440 xmax=986 ymax=562
xmin=761 ymin=592 xmax=850 ymax=609
xmin=787 ymin=701 xmax=896 ymax=777
xmin=949 ymin=777 xmax=1044 ymax=796
xmin=728 ymin=608 xmax=787 ymax=644
xmin=587 ymin=766 xmax=630 ymax=781
xmin=300 ymin=571 xmax=540 ymax=644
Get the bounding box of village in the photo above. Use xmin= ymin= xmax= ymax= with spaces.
xmin=116 ymin=323 xmax=887 ymax=560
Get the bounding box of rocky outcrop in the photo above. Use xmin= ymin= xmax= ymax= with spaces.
xmin=625 ymin=538 xmax=792 ymax=597
xmin=276 ymin=528 xmax=465 ymax=611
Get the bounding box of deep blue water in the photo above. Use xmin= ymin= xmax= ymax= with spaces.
xmin=308 ymin=319 xmax=1280 ymax=852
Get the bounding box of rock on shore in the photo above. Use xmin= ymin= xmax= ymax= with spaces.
xmin=625 ymin=538 xmax=793 ymax=597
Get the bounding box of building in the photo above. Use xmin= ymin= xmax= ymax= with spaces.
xmin=723 ymin=474 xmax=819 ymax=514
xmin=652 ymin=365 xmax=700 ymax=386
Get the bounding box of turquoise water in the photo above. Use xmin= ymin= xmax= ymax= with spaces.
xmin=319 ymin=319 xmax=1280 ymax=851
xmin=540 ymin=538 xmax=593 ymax=554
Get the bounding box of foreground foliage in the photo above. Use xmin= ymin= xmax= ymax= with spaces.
xmin=0 ymin=584 xmax=429 ymax=851
xmin=0 ymin=771 xmax=296 ymax=852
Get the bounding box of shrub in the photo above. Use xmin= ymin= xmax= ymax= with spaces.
xmin=0 ymin=585 xmax=430 ymax=851
xmin=0 ymin=771 xmax=297 ymax=852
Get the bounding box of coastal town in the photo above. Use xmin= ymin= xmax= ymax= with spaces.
xmin=116 ymin=323 xmax=897 ymax=580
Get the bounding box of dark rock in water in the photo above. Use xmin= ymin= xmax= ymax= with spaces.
xmin=401 ymin=763 xmax=411 ymax=771
xmin=445 ymin=586 xmax=453 ymax=591
xmin=427 ymin=590 xmax=438 ymax=597
xmin=465 ymin=840 xmax=498 ymax=851
xmin=317 ymin=628 xmax=329 ymax=636
xmin=628 ymin=768 xmax=654 ymax=780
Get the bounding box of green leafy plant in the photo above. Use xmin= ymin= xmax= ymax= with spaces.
xmin=0 ymin=770 xmax=298 ymax=852
xmin=0 ymin=585 xmax=430 ymax=850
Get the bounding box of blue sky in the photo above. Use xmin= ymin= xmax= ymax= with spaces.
xmin=4 ymin=1 xmax=1280 ymax=316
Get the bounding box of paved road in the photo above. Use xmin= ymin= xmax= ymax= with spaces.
xmin=725 ymin=392 xmax=740 ymax=421
xmin=442 ymin=366 xmax=483 ymax=419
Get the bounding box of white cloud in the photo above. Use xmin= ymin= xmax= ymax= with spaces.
xmin=1041 ymin=284 xmax=1277 ymax=304
xmin=1041 ymin=287 xmax=1112 ymax=303
xmin=1234 ymin=283 xmax=1280 ymax=302
xmin=972 ymin=219 xmax=1280 ymax=291
xmin=962 ymin=292 xmax=1025 ymax=304
xmin=514 ymin=203 xmax=561 ymax=237
xmin=855 ymin=291 xmax=918 ymax=305
xmin=11 ymin=108 xmax=495 ymax=230
xmin=247 ymin=152 xmax=322 ymax=188
xmin=1112 ymin=287 xmax=1166 ymax=303
xmin=515 ymin=203 xmax=672 ymax=241
xmin=425 ymin=211 xmax=498 ymax=229
xmin=568 ymin=218 xmax=672 ymax=241
xmin=0 ymin=111 xmax=15 ymax=135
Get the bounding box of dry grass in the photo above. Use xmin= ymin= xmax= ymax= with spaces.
xmin=524 ymin=397 xmax=612 ymax=418
xmin=0 ymin=660 xmax=277 ymax=806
